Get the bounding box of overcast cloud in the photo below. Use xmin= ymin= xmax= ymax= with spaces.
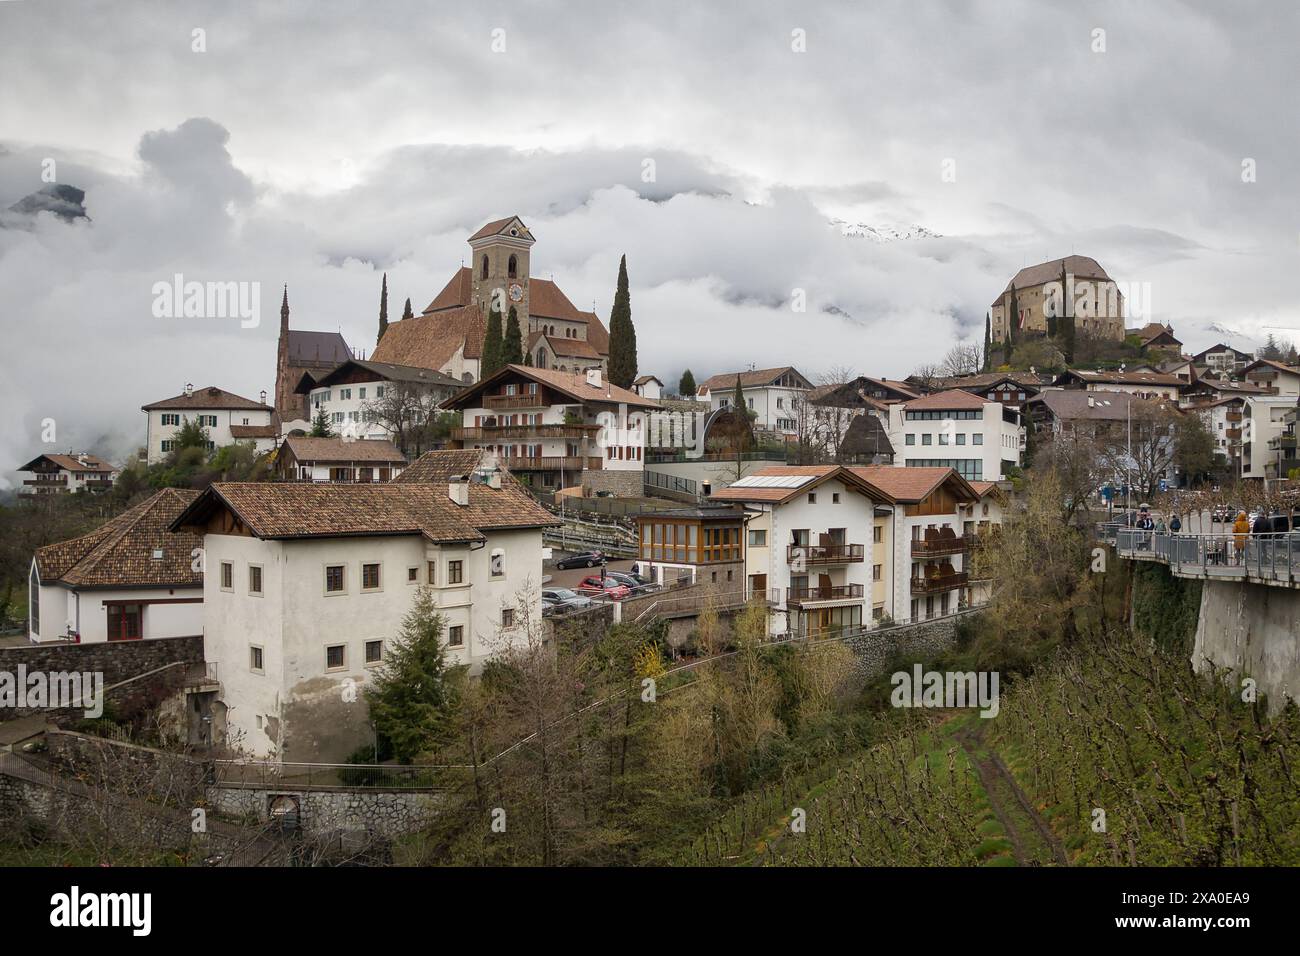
xmin=1 ymin=0 xmax=1298 ymax=483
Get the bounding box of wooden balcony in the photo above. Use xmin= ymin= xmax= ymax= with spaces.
xmin=1226 ymin=410 xmax=1243 ymax=423
xmin=910 ymin=571 xmax=969 ymax=593
xmin=1226 ymin=427 xmax=1242 ymax=440
xmin=911 ymin=534 xmax=973 ymax=556
xmin=483 ymin=393 xmax=548 ymax=410
xmin=786 ymin=543 xmax=865 ymax=565
xmin=786 ymin=583 xmax=864 ymax=606
xmin=23 ymin=476 xmax=67 ymax=486
xmin=454 ymin=423 xmax=599 ymax=441
xmin=502 ymin=456 xmax=603 ymax=471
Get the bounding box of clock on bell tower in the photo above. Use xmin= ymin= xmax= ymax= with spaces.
xmin=468 ymin=216 xmax=535 ymax=346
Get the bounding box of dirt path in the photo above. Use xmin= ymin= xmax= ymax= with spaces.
xmin=955 ymin=723 xmax=1068 ymax=867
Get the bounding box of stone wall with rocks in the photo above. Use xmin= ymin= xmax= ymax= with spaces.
xmin=580 ymin=469 xmax=643 ymax=498
xmin=840 ymin=610 xmax=976 ymax=680
xmin=207 ymin=784 xmax=442 ymax=837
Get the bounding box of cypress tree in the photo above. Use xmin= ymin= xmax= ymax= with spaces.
xmin=982 ymin=314 xmax=992 ymax=372
xmin=1060 ymin=262 xmax=1076 ymax=364
xmin=608 ymin=255 xmax=637 ymax=388
xmin=502 ymin=306 xmax=523 ymax=366
xmin=481 ymin=305 xmax=504 ymax=377
xmin=732 ymin=375 xmax=747 ymax=417
xmin=378 ymin=272 xmax=388 ymax=345
xmin=401 ymin=297 xmax=414 ymax=321
xmin=679 ymin=369 xmax=697 ymax=397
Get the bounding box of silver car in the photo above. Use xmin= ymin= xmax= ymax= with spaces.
xmin=542 ymin=587 xmax=593 ymax=612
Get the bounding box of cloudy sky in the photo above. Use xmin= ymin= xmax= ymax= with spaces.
xmin=2 ymin=0 xmax=1297 ymax=483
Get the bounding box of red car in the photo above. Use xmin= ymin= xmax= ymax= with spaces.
xmin=576 ymin=576 xmax=631 ymax=601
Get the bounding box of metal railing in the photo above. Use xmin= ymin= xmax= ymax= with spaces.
xmin=787 ymin=543 xmax=865 ymax=565
xmin=1115 ymin=529 xmax=1300 ymax=583
xmin=787 ymin=583 xmax=864 ymax=605
xmin=643 ymin=469 xmax=698 ymax=497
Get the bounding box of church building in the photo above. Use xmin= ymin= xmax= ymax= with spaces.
xmin=371 ymin=216 xmax=610 ymax=382
xmin=273 ymin=288 xmax=353 ymax=430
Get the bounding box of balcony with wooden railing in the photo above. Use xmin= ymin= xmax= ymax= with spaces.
xmin=910 ymin=571 xmax=969 ymax=593
xmin=502 ymin=455 xmax=603 ymax=472
xmin=483 ymin=392 xmax=549 ymax=410
xmin=23 ymin=475 xmax=68 ymax=486
xmin=1226 ymin=427 xmax=1242 ymax=440
xmin=911 ymin=531 xmax=974 ymax=556
xmin=786 ymin=583 xmax=864 ymax=607
xmin=786 ymin=543 xmax=865 ymax=565
xmin=454 ymin=423 xmax=599 ymax=441
xmin=1226 ymin=410 xmax=1243 ymax=423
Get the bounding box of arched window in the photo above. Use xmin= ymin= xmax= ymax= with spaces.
xmin=508 ymin=255 xmax=517 ymax=278
xmin=481 ymin=254 xmax=489 ymax=279
xmin=535 ymin=349 xmax=547 ymax=368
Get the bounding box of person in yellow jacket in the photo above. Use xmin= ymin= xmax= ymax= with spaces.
xmin=1232 ymin=511 xmax=1250 ymax=564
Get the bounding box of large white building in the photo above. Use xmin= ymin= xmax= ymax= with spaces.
xmin=1242 ymin=394 xmax=1300 ymax=480
xmin=710 ymin=465 xmax=888 ymax=638
xmin=171 ymin=450 xmax=557 ymax=761
xmin=443 ymin=364 xmax=658 ymax=497
xmin=29 ymin=488 xmax=203 ymax=644
xmin=142 ymin=385 xmax=276 ymax=464
xmin=887 ymin=389 xmax=1023 ymax=481
xmin=695 ymin=366 xmax=813 ymax=438
xmin=298 ymin=359 xmax=464 ymax=445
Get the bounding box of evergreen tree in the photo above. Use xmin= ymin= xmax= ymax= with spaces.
xmin=1260 ymin=333 xmax=1282 ymax=361
xmin=310 ymin=406 xmax=333 ymax=438
xmin=607 ymin=255 xmax=638 ymax=388
xmin=378 ymin=272 xmax=389 ymax=345
xmin=678 ymin=369 xmax=697 ymax=397
xmin=365 ymin=587 xmax=466 ymax=763
xmin=982 ymin=314 xmax=992 ymax=372
xmin=174 ymin=416 xmax=211 ymax=452
xmin=502 ymin=306 xmax=523 ymax=366
xmin=401 ymin=297 xmax=414 ymax=321
xmin=481 ymin=305 xmax=504 ymax=376
xmin=1059 ymin=262 xmax=1076 ymax=365
xmin=732 ymin=375 xmax=748 ymax=418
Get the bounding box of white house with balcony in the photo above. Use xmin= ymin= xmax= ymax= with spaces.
xmin=274 ymin=436 xmax=407 ymax=482
xmin=887 ymin=389 xmax=1023 ymax=481
xmin=710 ymin=465 xmax=888 ymax=638
xmin=298 ymin=359 xmax=464 ymax=443
xmin=442 ymin=364 xmax=659 ymax=497
xmin=170 ymin=450 xmax=557 ymax=762
xmin=16 ymin=453 xmax=118 ymax=497
xmin=142 ymin=385 xmax=275 ymax=464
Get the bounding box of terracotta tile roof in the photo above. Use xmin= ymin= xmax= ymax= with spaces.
xmin=708 ymin=465 xmax=891 ymax=504
xmin=446 ymin=364 xmax=659 ymax=410
xmin=632 ymin=375 xmax=662 ymax=387
xmin=901 ymin=388 xmax=989 ymax=411
xmin=849 ymin=465 xmax=977 ymax=503
xmin=35 ymin=488 xmax=203 ymax=589
xmin=993 ymin=255 xmax=1113 ymax=305
xmin=539 ymin=333 xmax=603 ymax=360
xmin=423 ymin=267 xmax=474 ymax=313
xmin=19 ymin=453 xmax=116 ymax=474
xmin=174 ymin=470 xmax=557 ymax=544
xmin=229 ymin=424 xmax=279 ymax=439
xmin=1027 ymin=390 xmax=1173 ymax=422
xmin=1191 ymin=343 xmax=1253 ymax=362
xmin=393 ymin=449 xmax=489 ymax=483
xmin=932 ymin=372 xmax=1048 ymax=391
xmin=467 ymin=216 xmax=530 ymax=242
xmin=697 ymin=367 xmax=810 ymax=392
xmin=1055 ymin=369 xmax=1183 ymax=388
xmin=1129 ymin=322 xmax=1181 ymax=346
xmin=142 ymin=386 xmax=273 ymax=412
xmin=372 ymin=304 xmax=485 ymax=371
xmin=1243 ymin=358 xmax=1300 ymax=376
xmin=968 ymin=480 xmax=1001 ymax=499
xmin=859 ymin=376 xmax=920 ymax=399
xmin=280 ymin=436 xmax=407 ymax=463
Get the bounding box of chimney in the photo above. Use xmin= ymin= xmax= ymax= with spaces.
xmin=184 ymin=383 xmax=193 ymax=397
xmin=260 ymin=390 xmax=267 ymax=405
xmin=486 ymin=468 xmax=502 ymax=490
xmin=586 ymin=367 xmax=602 ymax=388
xmin=448 ymin=476 xmax=469 ymax=506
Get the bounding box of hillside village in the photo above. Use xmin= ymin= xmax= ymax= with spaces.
xmin=5 ymin=216 xmax=1300 ymax=866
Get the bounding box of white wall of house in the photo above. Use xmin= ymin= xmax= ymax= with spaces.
xmin=1243 ymin=396 xmax=1296 ymax=479
xmin=288 ymin=459 xmax=405 ymax=482
xmin=1084 ymin=381 xmax=1180 ymax=402
xmin=27 ymin=566 xmax=202 ymax=644
xmin=706 ymin=385 xmax=808 ymax=434
xmin=201 ymin=526 xmax=543 ymax=758
xmin=146 ymin=407 xmax=273 ymax=464
xmin=889 ymin=402 xmax=1022 ymax=480
xmin=460 ymin=399 xmax=647 ymax=471
xmin=308 ymin=381 xmax=398 ymax=441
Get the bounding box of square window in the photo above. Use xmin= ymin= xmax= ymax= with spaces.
xmin=448 ymin=560 xmax=463 ymax=584
xmin=325 ymin=565 xmax=345 ymax=593
xmin=501 ymin=608 xmax=514 ymax=628
xmin=365 ymin=640 xmax=383 ymax=664
xmin=220 ymin=561 xmax=233 ymax=591
xmin=448 ymin=625 xmax=464 ymax=647
xmin=326 ymin=644 xmax=346 ymax=670
xmin=362 ymin=563 xmax=381 ymax=590
xmin=249 ymin=565 xmax=263 ymax=595
xmin=250 ymin=645 xmax=264 ymax=672
xmin=407 ymin=566 xmax=418 ymax=583
xmin=922 ymin=434 xmax=932 ymax=445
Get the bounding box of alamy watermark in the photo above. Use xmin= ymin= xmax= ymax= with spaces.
xmin=151 ymin=274 xmax=260 ymax=328
xmin=890 ymin=664 xmax=1000 ymax=718
xmin=0 ymin=665 xmax=104 ymax=718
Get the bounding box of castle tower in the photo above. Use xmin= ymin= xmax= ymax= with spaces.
xmin=468 ymin=216 xmax=535 ymax=345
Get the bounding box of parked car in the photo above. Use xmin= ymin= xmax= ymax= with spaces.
xmin=603 ymin=571 xmax=659 ymax=593
xmin=555 ymin=550 xmax=605 ymax=570
xmin=576 ymin=576 xmax=631 ymax=601
xmin=542 ymin=587 xmax=593 ymax=611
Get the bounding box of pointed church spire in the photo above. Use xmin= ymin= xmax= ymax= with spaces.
xmin=280 ymin=285 xmax=290 ymax=334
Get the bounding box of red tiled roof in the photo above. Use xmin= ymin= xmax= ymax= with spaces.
xmin=35 ymin=488 xmax=203 ymax=589
xmin=279 ymin=436 xmax=407 ymax=464
xmin=373 ymin=304 xmax=485 ymax=371
xmin=230 ymin=424 xmax=278 ymax=439
xmin=993 ymin=255 xmax=1113 ymax=306
xmin=19 ymin=453 xmax=116 ymax=474
xmin=445 ymin=364 xmax=658 ymax=410
xmin=697 ymin=367 xmax=809 ymax=392
xmin=849 ymin=465 xmax=977 ymax=504
xmin=467 ymin=216 xmax=531 ymax=242
xmin=901 ymin=388 xmax=989 ymax=411
xmin=708 ymin=465 xmax=890 ymax=504
xmin=142 ymin=386 xmax=272 ymax=412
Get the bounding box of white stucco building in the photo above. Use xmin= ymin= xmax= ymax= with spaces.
xmin=695 ymin=366 xmax=813 ymax=438
xmin=16 ymin=453 xmax=118 ymax=498
xmin=888 ymin=389 xmax=1023 ymax=481
xmin=171 ymin=451 xmax=556 ymax=761
xmin=142 ymin=385 xmax=275 ymax=464
xmin=29 ymin=488 xmax=203 ymax=644
xmin=298 ymin=359 xmax=464 ymax=443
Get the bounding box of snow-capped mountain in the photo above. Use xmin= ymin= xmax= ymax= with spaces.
xmin=832 ymin=219 xmax=941 ymax=242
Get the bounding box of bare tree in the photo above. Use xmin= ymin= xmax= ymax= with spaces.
xmin=363 ymin=383 xmax=448 ymax=458
xmin=941 ymin=343 xmax=983 ymax=378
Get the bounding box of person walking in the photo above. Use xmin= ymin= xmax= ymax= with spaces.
xmin=1170 ymin=514 xmax=1182 ymax=533
xmin=1233 ymin=511 xmax=1250 ymax=565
